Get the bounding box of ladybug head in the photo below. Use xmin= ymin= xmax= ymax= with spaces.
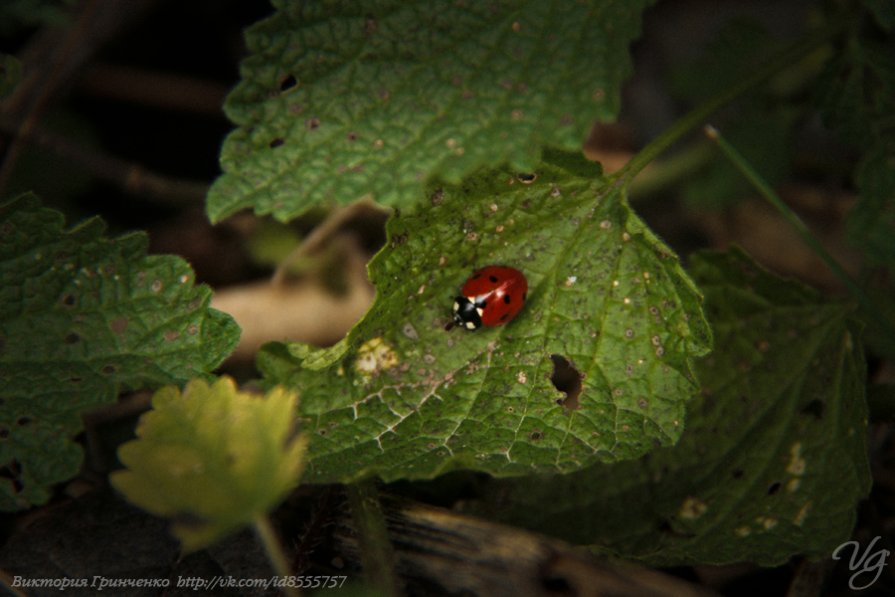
xmin=452 ymin=296 xmax=482 ymax=330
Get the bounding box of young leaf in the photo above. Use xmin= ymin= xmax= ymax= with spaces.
xmin=259 ymin=151 xmax=712 ymax=483
xmin=469 ymin=248 xmax=869 ymax=566
xmin=0 ymin=195 xmax=240 ymax=511
xmin=208 ymin=0 xmax=655 ymax=222
xmin=111 ymin=377 xmax=308 ymax=553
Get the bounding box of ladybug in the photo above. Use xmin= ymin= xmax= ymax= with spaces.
xmin=452 ymin=265 xmax=528 ymax=330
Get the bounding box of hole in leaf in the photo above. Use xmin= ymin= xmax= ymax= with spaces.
xmin=0 ymin=427 xmax=8 ymax=439
xmin=0 ymin=459 xmax=23 ymax=493
xmin=516 ymin=172 xmax=538 ymax=184
xmin=801 ymin=399 xmax=824 ymax=419
xmin=732 ymin=469 xmax=744 ymax=479
xmin=64 ymin=332 xmax=80 ymax=344
xmin=102 ymin=364 xmax=116 ymax=375
xmin=550 ymin=354 xmax=582 ymax=411
xmin=767 ymin=482 xmax=782 ymax=496
xmin=528 ymin=429 xmax=543 ymax=441
xmin=269 ymin=138 xmax=285 ymax=148
xmin=61 ymin=293 xmax=76 ymax=307
xmin=279 ymin=74 xmax=297 ymax=91
xmin=16 ymin=416 xmax=31 ymax=426
xmin=540 ymin=574 xmax=572 ymax=594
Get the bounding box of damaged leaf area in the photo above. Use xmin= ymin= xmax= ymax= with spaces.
xmin=471 ymin=248 xmax=869 ymax=566
xmin=207 ymin=0 xmax=654 ymax=222
xmin=259 ymin=152 xmax=711 ymax=483
xmin=0 ymin=195 xmax=240 ymax=511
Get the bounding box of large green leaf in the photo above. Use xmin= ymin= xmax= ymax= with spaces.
xmin=112 ymin=377 xmax=308 ymax=553
xmin=208 ymin=0 xmax=654 ymax=222
xmin=259 ymin=151 xmax=711 ymax=483
xmin=468 ymin=248 xmax=869 ymax=566
xmin=0 ymin=195 xmax=240 ymax=510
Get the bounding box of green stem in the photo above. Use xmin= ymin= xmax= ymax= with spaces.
xmin=347 ymin=481 xmax=401 ymax=597
xmin=705 ymin=125 xmax=895 ymax=344
xmin=254 ymin=514 xmax=300 ymax=597
xmin=612 ymin=22 xmax=841 ymax=187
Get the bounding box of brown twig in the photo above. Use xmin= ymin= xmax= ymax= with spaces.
xmin=0 ymin=114 xmax=209 ymax=204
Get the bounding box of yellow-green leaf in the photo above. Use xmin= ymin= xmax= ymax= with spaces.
xmin=111 ymin=377 xmax=307 ymax=553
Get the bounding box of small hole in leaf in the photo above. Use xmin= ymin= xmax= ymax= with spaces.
xmin=69 ymin=376 xmax=83 ymax=384
xmin=0 ymin=427 xmax=8 ymax=439
xmin=529 ymin=429 xmax=543 ymax=441
xmin=16 ymin=416 xmax=31 ymax=426
xmin=347 ymin=131 xmax=358 ymax=142
xmin=269 ymin=138 xmax=285 ymax=148
xmin=801 ymin=399 xmax=824 ymax=419
xmin=540 ymin=573 xmax=572 ymax=594
xmin=767 ymin=482 xmax=782 ymax=496
xmin=550 ymin=354 xmax=582 ymax=411
xmin=279 ymin=74 xmax=297 ymax=91
xmin=61 ymin=293 xmax=76 ymax=307
xmin=0 ymin=460 xmax=23 ymax=493
xmin=64 ymin=332 xmax=80 ymax=344
xmin=102 ymin=364 xmax=116 ymax=375
xmin=517 ymin=172 xmax=538 ymax=184
xmin=732 ymin=469 xmax=744 ymax=479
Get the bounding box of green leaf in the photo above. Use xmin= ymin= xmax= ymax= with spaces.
xmin=208 ymin=0 xmax=655 ymax=222
xmin=862 ymin=0 xmax=895 ymax=30
xmin=259 ymin=151 xmax=711 ymax=483
xmin=0 ymin=54 xmax=22 ymax=99
xmin=0 ymin=195 xmax=240 ymax=511
xmin=111 ymin=377 xmax=308 ymax=553
xmin=468 ymin=248 xmax=869 ymax=566
xmin=849 ymin=144 xmax=895 ymax=265
xmin=815 ymin=33 xmax=895 ymax=147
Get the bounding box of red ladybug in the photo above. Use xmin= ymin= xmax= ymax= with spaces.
xmin=452 ymin=266 xmax=528 ymax=330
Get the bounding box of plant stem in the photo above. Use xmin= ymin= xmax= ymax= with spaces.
xmin=347 ymin=481 xmax=401 ymax=597
xmin=612 ymin=22 xmax=842 ymax=187
xmin=705 ymin=124 xmax=895 ymax=345
xmin=254 ymin=514 xmax=300 ymax=597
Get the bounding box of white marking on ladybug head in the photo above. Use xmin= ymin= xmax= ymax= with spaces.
xmin=465 ymin=321 xmax=477 ymax=330
xmin=476 ymin=308 xmax=484 ymax=317
xmin=453 ymin=301 xmax=460 ymax=312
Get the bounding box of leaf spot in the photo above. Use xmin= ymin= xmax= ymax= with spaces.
xmin=678 ymin=496 xmax=707 ymax=520
xmin=279 ymin=74 xmax=297 ymax=92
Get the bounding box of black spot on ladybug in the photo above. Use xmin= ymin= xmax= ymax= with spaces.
xmin=550 ymin=354 xmax=582 ymax=411
xmin=269 ymin=138 xmax=285 ymax=148
xmin=503 ymin=295 xmax=511 ymax=304
xmin=767 ymin=482 xmax=782 ymax=496
xmin=489 ymin=275 xmax=498 ymax=283
xmin=479 ymin=300 xmax=488 ymax=308
xmin=279 ymin=74 xmax=297 ymax=91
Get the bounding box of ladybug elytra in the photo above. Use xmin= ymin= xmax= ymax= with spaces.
xmin=452 ymin=265 xmax=528 ymax=331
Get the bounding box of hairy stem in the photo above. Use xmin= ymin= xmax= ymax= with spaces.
xmin=706 ymin=125 xmax=895 ymax=347
xmin=612 ymin=22 xmax=842 ymax=186
xmin=347 ymin=481 xmax=401 ymax=597
xmin=254 ymin=514 xmax=300 ymax=597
